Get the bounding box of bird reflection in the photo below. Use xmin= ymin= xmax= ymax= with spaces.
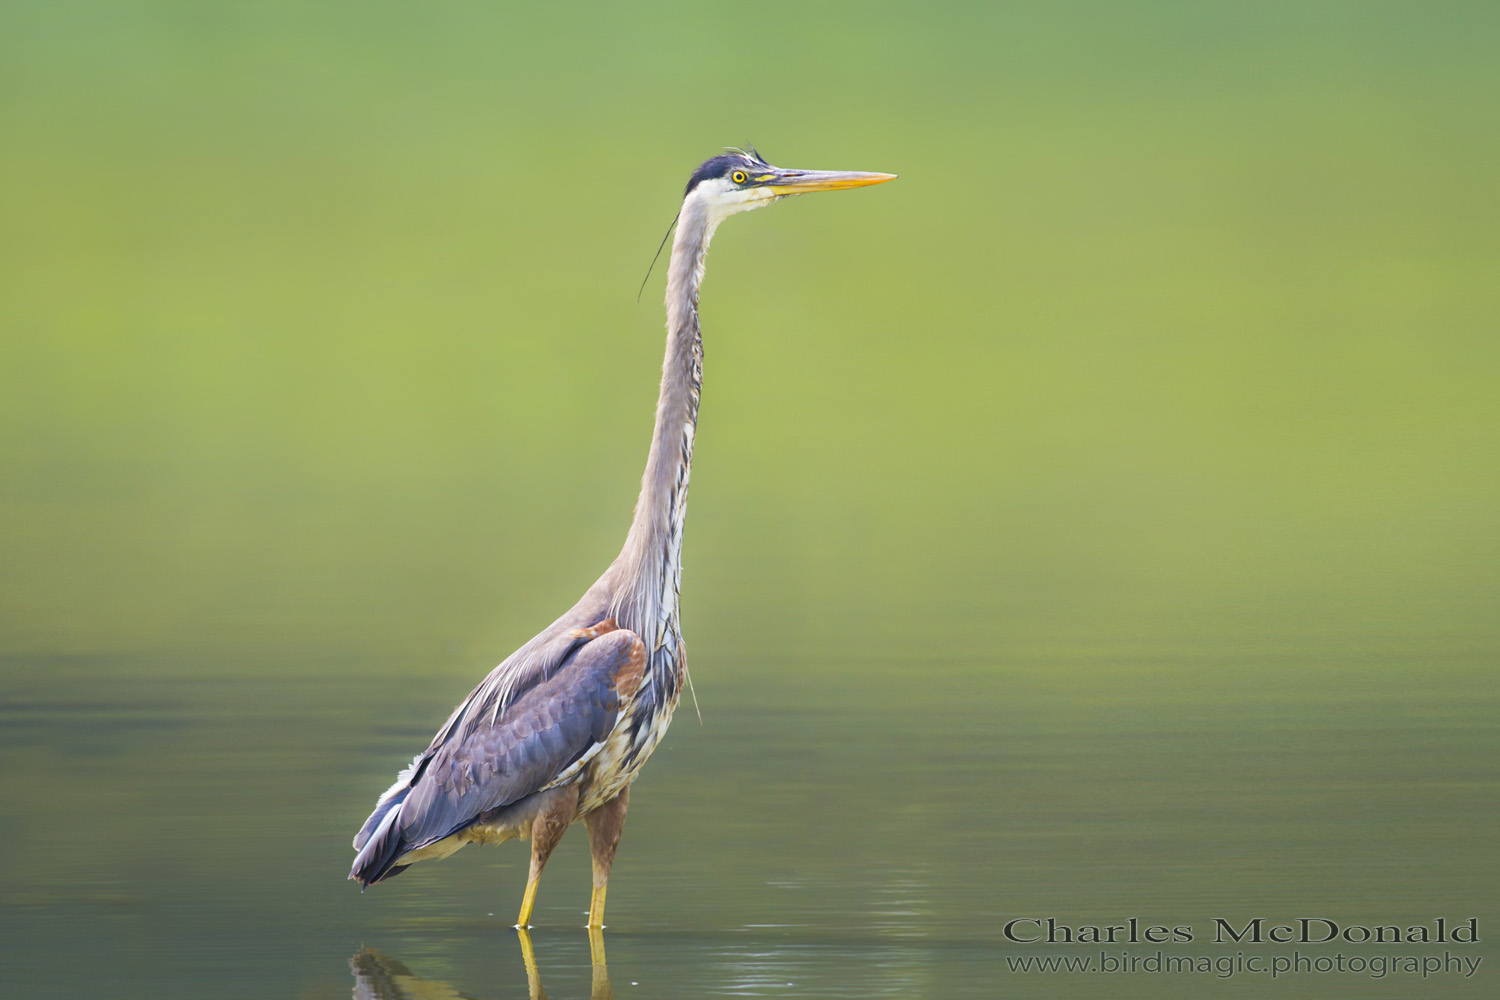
xmin=349 ymin=949 xmax=472 ymax=1000
xmin=349 ymin=929 xmax=613 ymax=1000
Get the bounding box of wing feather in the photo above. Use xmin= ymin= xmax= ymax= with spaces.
xmin=350 ymin=626 xmax=643 ymax=885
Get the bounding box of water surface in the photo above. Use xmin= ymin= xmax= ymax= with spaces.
xmin=3 ymin=2 xmax=1497 ymax=997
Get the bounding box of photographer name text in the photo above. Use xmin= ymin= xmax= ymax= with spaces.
xmin=1002 ymin=916 xmax=1479 ymax=945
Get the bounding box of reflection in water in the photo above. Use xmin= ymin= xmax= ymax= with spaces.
xmin=350 ymin=930 xmax=613 ymax=1000
xmin=349 ymin=948 xmax=473 ymax=1000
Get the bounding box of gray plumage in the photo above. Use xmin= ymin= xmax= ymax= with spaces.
xmin=349 ymin=149 xmax=895 ymax=927
xmin=352 ymin=623 xmax=636 ymax=882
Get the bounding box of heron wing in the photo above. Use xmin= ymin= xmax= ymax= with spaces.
xmin=383 ymin=626 xmax=645 ymax=854
xmin=353 ymin=600 xmax=610 ymax=854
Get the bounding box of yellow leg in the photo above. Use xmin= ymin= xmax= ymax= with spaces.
xmin=515 ymin=786 xmax=579 ymax=929
xmin=516 ymin=876 xmax=541 ymax=929
xmin=585 ymin=786 xmax=629 ymax=929
xmin=587 ymin=883 xmax=607 ymax=929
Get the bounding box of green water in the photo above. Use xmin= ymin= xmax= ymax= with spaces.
xmin=2 ymin=2 xmax=1497 ymax=997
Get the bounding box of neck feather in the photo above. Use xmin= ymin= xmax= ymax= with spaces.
xmin=610 ymin=198 xmax=716 ymax=651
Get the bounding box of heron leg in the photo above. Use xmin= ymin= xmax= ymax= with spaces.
xmin=584 ymin=784 xmax=630 ymax=928
xmin=516 ymin=786 xmax=579 ymax=928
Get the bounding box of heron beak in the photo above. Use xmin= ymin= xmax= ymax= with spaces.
xmin=763 ymin=169 xmax=897 ymax=196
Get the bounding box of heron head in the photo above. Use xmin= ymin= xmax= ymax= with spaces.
xmin=683 ymin=148 xmax=896 ymax=227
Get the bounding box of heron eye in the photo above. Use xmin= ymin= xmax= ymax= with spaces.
xmin=731 ymin=171 xmax=747 ymax=185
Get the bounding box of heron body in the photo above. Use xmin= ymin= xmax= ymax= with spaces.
xmin=350 ymin=149 xmax=895 ymax=927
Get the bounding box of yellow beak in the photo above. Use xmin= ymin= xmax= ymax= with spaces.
xmin=763 ymin=169 xmax=898 ymax=195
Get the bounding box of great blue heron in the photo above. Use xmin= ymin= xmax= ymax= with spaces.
xmin=350 ymin=148 xmax=895 ymax=928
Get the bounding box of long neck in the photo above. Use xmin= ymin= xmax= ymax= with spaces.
xmin=610 ymin=198 xmax=716 ymax=653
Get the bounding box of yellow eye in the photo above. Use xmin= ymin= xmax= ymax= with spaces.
xmin=731 ymin=170 xmax=747 ymax=184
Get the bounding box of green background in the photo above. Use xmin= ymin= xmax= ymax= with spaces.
xmin=2 ymin=2 xmax=1496 ymax=997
